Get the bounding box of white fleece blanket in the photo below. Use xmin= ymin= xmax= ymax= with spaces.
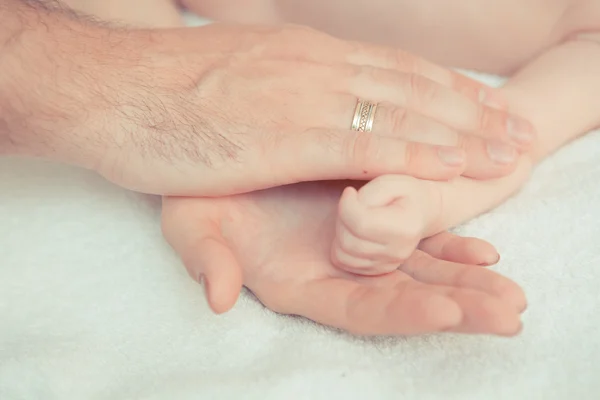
xmin=2 ymin=18 xmax=600 ymax=400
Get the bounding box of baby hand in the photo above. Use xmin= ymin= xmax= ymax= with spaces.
xmin=331 ymin=175 xmax=441 ymax=276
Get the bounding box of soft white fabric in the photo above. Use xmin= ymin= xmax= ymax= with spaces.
xmin=2 ymin=15 xmax=600 ymax=399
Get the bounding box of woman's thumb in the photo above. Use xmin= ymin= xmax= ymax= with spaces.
xmin=175 ymin=223 xmax=243 ymax=314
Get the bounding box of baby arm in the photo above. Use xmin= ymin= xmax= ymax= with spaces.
xmin=332 ymin=33 xmax=600 ymax=275
xmin=60 ymin=0 xmax=183 ymax=27
xmin=331 ymin=165 xmax=529 ymax=275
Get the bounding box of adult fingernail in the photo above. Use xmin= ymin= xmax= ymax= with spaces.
xmin=479 ymin=252 xmax=501 ymax=266
xmin=507 ymin=116 xmax=535 ymax=144
xmin=438 ymin=147 xmax=465 ymax=166
xmin=486 ymin=142 xmax=517 ymax=164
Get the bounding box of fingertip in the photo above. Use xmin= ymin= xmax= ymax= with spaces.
xmin=505 ymin=321 xmax=524 ymax=337
xmin=457 ymin=237 xmax=499 ymax=266
xmin=338 ymin=185 xmax=363 ymax=219
xmin=478 ymin=252 xmax=501 ymax=267
xmin=493 ymin=309 xmax=523 ymax=337
xmin=341 ymin=186 xmax=359 ymax=202
xmin=188 ymin=235 xmax=244 ymax=315
xmin=203 ymin=272 xmax=243 ymax=315
xmin=493 ymin=278 xmax=528 ymax=314
xmin=464 ymin=238 xmax=496 ymax=265
xmin=434 ymin=235 xmax=498 ymax=265
xmin=479 ymin=296 xmax=523 ymax=336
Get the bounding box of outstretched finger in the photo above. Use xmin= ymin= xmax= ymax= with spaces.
xmin=418 ymin=231 xmax=500 ymax=266
xmin=401 ymin=250 xmax=526 ymax=312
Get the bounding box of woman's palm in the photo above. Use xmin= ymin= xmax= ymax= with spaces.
xmin=162 ymin=181 xmax=525 ymax=336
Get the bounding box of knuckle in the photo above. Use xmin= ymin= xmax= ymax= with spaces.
xmin=477 ymin=105 xmax=491 ymax=132
xmin=259 ymin=24 xmax=328 ymax=55
xmin=352 ymin=217 xmax=373 ymax=237
xmin=391 ymin=48 xmax=417 ymax=73
xmin=345 ymin=131 xmax=381 ymax=174
xmin=402 ymin=141 xmax=422 ymax=173
xmin=391 ymin=246 xmax=414 ymax=263
xmin=400 ymin=222 xmax=423 ymax=240
xmin=406 ymin=73 xmax=423 ymax=101
xmin=389 ymin=107 xmax=411 ymax=135
xmin=331 ymin=245 xmax=346 ymax=265
xmin=356 ymin=65 xmax=397 ymax=86
xmin=337 ymin=231 xmax=356 ymax=252
xmin=453 ymin=130 xmax=469 ymax=151
xmin=341 ymin=64 xmax=364 ymax=80
xmin=403 ymin=73 xmax=441 ymax=109
xmin=414 ymin=76 xmax=439 ymax=106
xmin=314 ymin=128 xmax=346 ymax=157
xmin=361 ymin=65 xmax=384 ymax=83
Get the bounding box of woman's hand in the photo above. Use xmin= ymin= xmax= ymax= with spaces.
xmin=161 ymin=182 xmax=526 ymax=336
xmin=3 ymin=7 xmax=534 ymax=196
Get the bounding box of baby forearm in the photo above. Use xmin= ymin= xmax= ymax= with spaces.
xmin=426 ymin=158 xmax=532 ymax=236
xmin=60 ymin=0 xmax=183 ymax=27
xmin=502 ymin=34 xmax=600 ymax=163
xmin=430 ymin=35 xmax=600 ymax=234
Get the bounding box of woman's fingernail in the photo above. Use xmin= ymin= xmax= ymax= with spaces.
xmin=507 ymin=116 xmax=535 ymax=144
xmin=486 ymin=142 xmax=517 ymax=164
xmin=438 ymin=147 xmax=465 ymax=166
xmin=479 ymin=253 xmax=501 ymax=266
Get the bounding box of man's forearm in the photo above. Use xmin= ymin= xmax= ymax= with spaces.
xmin=0 ymin=0 xmax=38 ymax=153
xmin=0 ymin=0 xmax=64 ymax=155
xmin=0 ymin=1 xmax=143 ymax=169
xmin=0 ymin=0 xmax=25 ymax=47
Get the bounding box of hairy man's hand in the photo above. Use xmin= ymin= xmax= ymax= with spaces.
xmin=1 ymin=3 xmax=534 ymax=196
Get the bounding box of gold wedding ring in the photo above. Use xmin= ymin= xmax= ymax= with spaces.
xmin=351 ymin=99 xmax=378 ymax=132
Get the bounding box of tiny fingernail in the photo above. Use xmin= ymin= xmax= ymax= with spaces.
xmin=507 ymin=116 xmax=535 ymax=144
xmin=486 ymin=142 xmax=517 ymax=164
xmin=438 ymin=147 xmax=465 ymax=166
